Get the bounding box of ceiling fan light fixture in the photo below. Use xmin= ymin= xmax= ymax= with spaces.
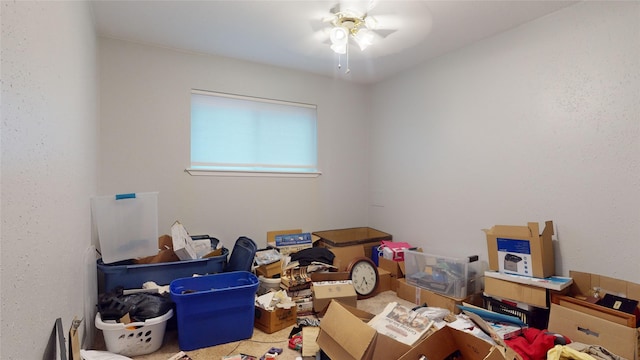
xmin=353 ymin=28 xmax=374 ymax=51
xmin=364 ymin=16 xmax=378 ymax=30
xmin=323 ymin=5 xmax=391 ymax=73
xmin=329 ymin=26 xmax=348 ymax=46
xmin=330 ymin=43 xmax=347 ymax=54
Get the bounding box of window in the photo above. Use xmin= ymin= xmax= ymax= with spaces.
xmin=188 ymin=90 xmax=320 ymax=177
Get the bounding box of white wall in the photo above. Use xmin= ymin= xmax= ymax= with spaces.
xmin=369 ymin=1 xmax=640 ymax=283
xmin=1 ymin=1 xmax=98 ymax=359
xmin=98 ymin=38 xmax=371 ymax=249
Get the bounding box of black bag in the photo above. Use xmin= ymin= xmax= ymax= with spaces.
xmin=98 ymin=287 xmax=173 ymax=322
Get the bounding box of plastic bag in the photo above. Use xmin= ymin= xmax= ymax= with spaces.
xmin=98 ymin=287 xmax=174 ymax=322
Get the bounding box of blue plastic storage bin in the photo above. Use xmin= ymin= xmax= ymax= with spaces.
xmin=169 ymin=271 xmax=259 ymax=351
xmin=97 ymin=247 xmax=229 ymax=292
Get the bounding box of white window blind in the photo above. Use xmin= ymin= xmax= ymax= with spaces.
xmin=189 ymin=90 xmax=320 ymax=176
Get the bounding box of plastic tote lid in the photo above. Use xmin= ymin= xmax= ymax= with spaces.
xmin=91 ymin=192 xmax=159 ymax=264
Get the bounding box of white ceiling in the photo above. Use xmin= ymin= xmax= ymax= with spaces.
xmin=91 ymin=0 xmax=579 ymax=84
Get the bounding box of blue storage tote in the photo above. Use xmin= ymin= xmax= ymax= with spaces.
xmin=169 ymin=271 xmax=259 ymax=351
xmin=98 ymin=247 xmax=229 ymax=292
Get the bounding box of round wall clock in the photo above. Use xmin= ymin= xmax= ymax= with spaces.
xmin=347 ymin=257 xmax=379 ymax=299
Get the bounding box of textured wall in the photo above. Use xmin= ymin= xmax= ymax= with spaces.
xmin=1 ymin=1 xmax=98 ymax=358
xmin=369 ymin=1 xmax=640 ymax=283
xmin=97 ymin=38 xmax=371 ymax=249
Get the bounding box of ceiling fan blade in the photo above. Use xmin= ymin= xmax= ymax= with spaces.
xmin=365 ymin=0 xmax=379 ymax=13
xmin=310 ymin=17 xmax=331 ymax=33
xmin=367 ymin=14 xmax=403 ymax=30
xmin=329 ymin=2 xmax=341 ymax=14
xmin=372 ymin=28 xmax=397 ymax=39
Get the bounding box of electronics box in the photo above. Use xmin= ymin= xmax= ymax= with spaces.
xmin=483 ymin=220 xmax=555 ymax=278
xmin=266 ymin=229 xmax=317 ymax=256
xmin=403 ymin=250 xmax=485 ymax=299
xmin=169 ymin=271 xmax=259 ymax=351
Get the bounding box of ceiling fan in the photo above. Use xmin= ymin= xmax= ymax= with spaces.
xmin=314 ymin=0 xmax=401 ymax=73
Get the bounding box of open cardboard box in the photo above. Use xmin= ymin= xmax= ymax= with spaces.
xmin=396 ymin=278 xmax=483 ymax=315
xmin=318 ymin=300 xmax=513 ymax=360
xmin=547 ymin=270 xmax=640 ymax=360
xmin=316 ymin=300 xmax=412 ymax=360
xmin=313 ymin=227 xmax=391 ymax=260
xmin=483 ymin=221 xmax=555 ymax=278
xmin=398 ymin=325 xmax=513 ymax=360
xmin=254 ymin=305 xmax=297 ymax=334
xmin=255 ymin=259 xmax=282 ymax=278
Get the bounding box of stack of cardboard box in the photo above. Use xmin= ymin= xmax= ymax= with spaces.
xmin=483 ymin=220 xmax=640 ymax=359
xmin=482 ymin=221 xmax=565 ymax=329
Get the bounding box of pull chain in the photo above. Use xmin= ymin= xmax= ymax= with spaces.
xmin=345 ymin=42 xmax=351 ymax=74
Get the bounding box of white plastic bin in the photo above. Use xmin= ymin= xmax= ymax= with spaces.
xmin=95 ymin=309 xmax=173 ymax=357
xmin=91 ymin=192 xmax=159 ymax=264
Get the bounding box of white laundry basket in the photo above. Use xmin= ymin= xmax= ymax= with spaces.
xmin=95 ymin=309 xmax=173 ymax=357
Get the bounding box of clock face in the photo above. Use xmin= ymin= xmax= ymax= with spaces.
xmin=348 ymin=257 xmax=379 ymax=298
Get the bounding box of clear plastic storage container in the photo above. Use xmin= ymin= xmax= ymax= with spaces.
xmin=404 ymin=250 xmax=485 ymax=298
xmin=91 ymin=192 xmax=159 ymax=264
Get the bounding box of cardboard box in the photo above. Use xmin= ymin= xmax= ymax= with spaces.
xmin=569 ymin=270 xmax=640 ymax=302
xmin=329 ymin=245 xmax=366 ymax=272
xmin=316 ymin=300 xmax=412 ymax=360
xmin=548 ymin=304 xmax=638 ymax=360
xmin=483 ymin=220 xmax=555 ymax=278
xmin=378 ymin=257 xmax=405 ymax=278
xmin=302 ymin=326 xmax=320 ymax=357
xmin=255 ymin=259 xmax=282 ymax=278
xmin=267 ymin=229 xmax=318 ymax=255
xmin=396 ymin=278 xmax=481 ymax=315
xmin=254 ymin=306 xmax=297 ymax=334
xmin=312 ymin=280 xmax=357 ymax=313
xmin=547 ymin=270 xmax=640 ymax=360
xmin=484 ymin=276 xmax=549 ymax=308
xmin=310 ymin=271 xmax=350 ymax=282
xmin=313 ymin=227 xmax=391 ymax=259
xmin=379 ymin=257 xmax=405 ymax=292
xmin=267 ymin=229 xmax=302 ymax=243
xmin=377 ymin=268 xmax=391 ymax=293
xmin=397 ymin=325 xmax=508 ymax=360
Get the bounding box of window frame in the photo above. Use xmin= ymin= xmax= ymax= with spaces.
xmin=186 ymin=89 xmax=321 ymax=178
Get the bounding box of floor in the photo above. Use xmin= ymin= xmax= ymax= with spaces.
xmin=94 ymin=290 xmax=415 ymax=360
